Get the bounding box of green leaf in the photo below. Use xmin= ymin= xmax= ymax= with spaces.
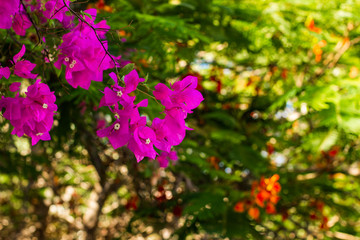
xmin=119 ymin=63 xmax=135 ymax=76
xmin=81 ymin=10 xmax=93 ymax=21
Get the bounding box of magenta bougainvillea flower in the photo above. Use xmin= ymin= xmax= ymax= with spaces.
xmin=96 ymin=100 xmax=147 ymax=149
xmin=97 ymin=113 xmax=131 ymax=149
xmin=156 ymin=151 xmax=178 ymax=168
xmin=99 ymin=70 xmax=144 ymax=107
xmin=54 ymin=9 xmax=115 ymax=89
xmin=0 ymin=80 xmax=57 ymax=145
xmin=123 ymin=99 xmax=148 ymax=125
xmin=151 ymin=111 xmax=187 ymax=151
xmin=0 ymin=66 xmax=10 ymax=79
xmin=153 ymin=76 xmax=204 ymax=114
xmin=151 ymin=76 xmax=204 ymax=149
xmin=12 ymin=45 xmax=37 ymax=79
xmin=128 ymin=122 xmax=158 ymax=162
xmin=97 ymin=71 xmax=203 ymax=165
xmin=0 ymin=2 xmax=32 ymax=36
xmin=0 ymin=0 xmax=202 ymax=167
xmin=151 ymin=117 xmax=172 ymax=152
xmin=0 ymin=0 xmax=19 ymax=29
xmin=12 ymin=12 xmax=32 ymax=36
xmin=42 ymin=0 xmax=74 ymax=28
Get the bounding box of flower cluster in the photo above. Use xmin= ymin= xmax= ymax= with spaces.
xmin=305 ymin=18 xmax=322 ymax=34
xmin=0 ymin=45 xmax=37 ymax=80
xmin=234 ymin=174 xmax=281 ymax=219
xmin=0 ymin=3 xmax=203 ymax=167
xmin=97 ymin=70 xmax=203 ymax=164
xmin=54 ymin=9 xmax=117 ymax=89
xmin=152 ymin=76 xmax=204 ymax=150
xmin=0 ymin=0 xmax=75 ymax=36
xmin=0 ymin=0 xmax=32 ymax=36
xmin=42 ymin=0 xmax=74 ymax=28
xmin=0 ymin=80 xmax=57 ymax=145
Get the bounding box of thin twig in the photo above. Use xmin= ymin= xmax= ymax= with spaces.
xmin=20 ymin=0 xmax=41 ymax=47
xmin=136 ymin=87 xmax=161 ymax=104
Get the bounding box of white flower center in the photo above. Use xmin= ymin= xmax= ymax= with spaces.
xmin=117 ymin=91 xmax=123 ymax=97
xmin=145 ymin=138 xmax=151 ymax=144
xmin=71 ymin=60 xmax=77 ymax=65
xmin=114 ymin=123 xmax=120 ymax=130
xmin=43 ymin=103 xmax=48 ymax=109
xmin=36 ymin=133 xmax=43 ymax=136
xmin=64 ymin=57 xmax=69 ymax=62
xmin=69 ymin=64 xmax=74 ymax=69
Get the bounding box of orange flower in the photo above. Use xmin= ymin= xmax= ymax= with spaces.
xmin=265 ymin=202 xmax=276 ymax=214
xmin=313 ymin=45 xmax=323 ymax=55
xmin=235 ymin=174 xmax=281 ymax=219
xmin=270 ymin=195 xmax=280 ymax=204
xmin=306 ymin=19 xmax=322 ymax=33
xmin=248 ymin=207 xmax=260 ymax=219
xmin=265 ymin=174 xmax=281 ymax=193
xmin=256 ymin=190 xmax=271 ymax=207
xmin=234 ymin=201 xmax=245 ymax=213
xmin=315 ymin=54 xmax=322 ymax=62
xmin=95 ymin=0 xmax=113 ymax=12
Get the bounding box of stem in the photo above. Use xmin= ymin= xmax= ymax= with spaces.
xmin=20 ymin=0 xmax=41 ymax=47
xmin=136 ymin=87 xmax=161 ymax=105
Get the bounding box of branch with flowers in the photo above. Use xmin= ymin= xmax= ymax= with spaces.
xmin=0 ymin=0 xmax=204 ymax=167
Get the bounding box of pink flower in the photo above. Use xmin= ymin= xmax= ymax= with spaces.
xmin=96 ymin=119 xmax=106 ymax=130
xmin=124 ymin=99 xmax=148 ymax=124
xmin=42 ymin=0 xmax=74 ymax=28
xmin=151 ymin=118 xmax=171 ymax=152
xmin=9 ymin=82 xmax=21 ymax=92
xmin=99 ymin=70 xmax=144 ymax=107
xmin=23 ymin=79 xmax=57 ymax=122
xmin=156 ymin=151 xmax=178 ymax=168
xmin=0 ymin=0 xmax=19 ymax=29
xmin=128 ymin=120 xmax=157 ymax=162
xmin=97 ymin=114 xmax=130 ymax=149
xmin=12 ymin=45 xmax=37 ymax=79
xmin=0 ymin=2 xmax=32 ymax=36
xmin=54 ymin=9 xmax=115 ymax=89
xmin=0 ymin=84 xmax=22 ymax=121
xmin=0 ymin=80 xmax=57 ymax=145
xmin=97 ymin=71 xmax=203 ymax=165
xmin=97 ymin=98 xmax=155 ymax=161
xmin=165 ymin=108 xmax=188 ymax=143
xmin=153 ymin=75 xmax=204 ymax=113
xmin=150 ymin=76 xmax=203 ymax=152
xmin=12 ymin=12 xmax=32 ymax=36
xmin=0 ymin=66 xmax=10 ymax=79
xmin=171 ymin=76 xmax=204 ymax=112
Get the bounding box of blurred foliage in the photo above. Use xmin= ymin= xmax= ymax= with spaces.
xmin=1 ymin=0 xmax=360 ymax=239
